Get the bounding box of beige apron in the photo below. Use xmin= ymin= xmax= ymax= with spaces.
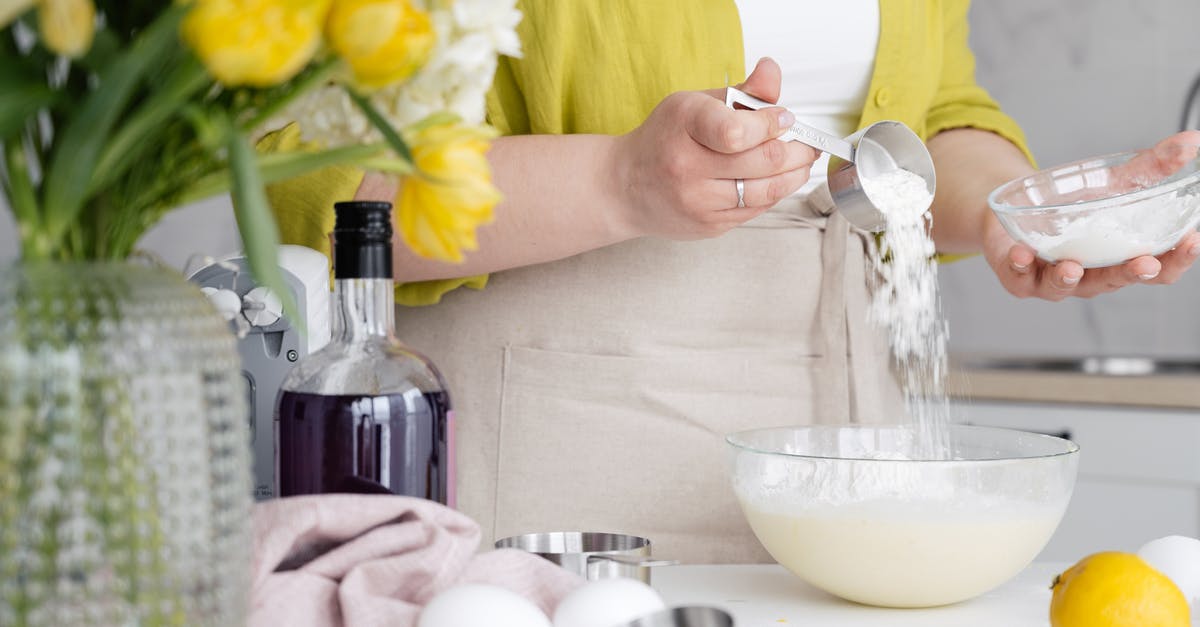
xmin=394 ymin=191 xmax=904 ymax=564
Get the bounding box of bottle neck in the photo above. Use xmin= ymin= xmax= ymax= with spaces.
xmin=331 ymin=278 xmax=395 ymax=342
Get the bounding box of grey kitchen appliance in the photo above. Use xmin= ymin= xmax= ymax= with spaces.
xmin=189 ymin=245 xmax=331 ymax=500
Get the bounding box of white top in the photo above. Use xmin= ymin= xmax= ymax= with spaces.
xmin=735 ymin=0 xmax=880 ymax=195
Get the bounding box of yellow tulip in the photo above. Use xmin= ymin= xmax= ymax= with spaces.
xmin=326 ymin=0 xmax=435 ymax=89
xmin=182 ymin=0 xmax=331 ymax=87
xmin=38 ymin=0 xmax=95 ymax=58
xmin=395 ymin=122 xmax=500 ymax=262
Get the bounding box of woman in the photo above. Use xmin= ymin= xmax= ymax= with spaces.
xmin=274 ymin=0 xmax=1200 ymax=562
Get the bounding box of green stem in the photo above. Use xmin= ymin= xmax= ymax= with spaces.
xmin=358 ymin=157 xmax=415 ymax=174
xmin=65 ymin=223 xmax=84 ymax=260
xmin=103 ymin=144 xmax=213 ymax=259
xmin=240 ymin=56 xmax=340 ymax=134
xmin=0 ymin=315 xmax=33 ymax=626
xmin=176 ymin=143 xmax=387 ymax=207
xmin=7 ymin=278 xmax=63 ymax=627
xmin=225 ymin=117 xmax=300 ymax=327
xmin=91 ymin=273 xmax=173 ymax=623
xmin=346 ymin=88 xmax=413 ymax=163
xmin=88 ymin=59 xmax=210 ymax=196
xmin=40 ymin=5 xmax=188 ymax=252
xmin=4 ymin=138 xmax=42 ymax=258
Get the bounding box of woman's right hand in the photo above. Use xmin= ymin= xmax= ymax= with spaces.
xmin=612 ymin=57 xmax=820 ymax=240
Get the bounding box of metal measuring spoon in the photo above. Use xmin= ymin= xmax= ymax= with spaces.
xmin=724 ymin=87 xmax=936 ymax=232
xmin=618 ymin=606 xmax=735 ymax=627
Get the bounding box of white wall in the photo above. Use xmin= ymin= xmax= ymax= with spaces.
xmin=942 ymin=0 xmax=1200 ymax=358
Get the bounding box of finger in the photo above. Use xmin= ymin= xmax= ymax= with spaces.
xmin=1126 ymin=255 xmax=1163 ymax=282
xmin=1008 ymin=244 xmax=1036 ymax=274
xmin=1148 ymin=231 xmax=1200 ymax=285
xmin=712 ymin=167 xmax=813 ymax=210
xmin=992 ymin=245 xmax=1038 ymax=298
xmin=1149 ymin=131 xmax=1200 ymax=171
xmin=1037 ymin=260 xmax=1084 ymax=298
xmin=1112 ymin=131 xmax=1200 ymax=187
xmin=706 ymin=138 xmax=819 ymax=180
xmin=737 ymin=57 xmax=783 ymax=105
xmin=1067 ymin=261 xmax=1148 ymax=298
xmin=686 ymin=96 xmax=795 ymax=154
xmin=701 ymin=56 xmax=783 ymax=104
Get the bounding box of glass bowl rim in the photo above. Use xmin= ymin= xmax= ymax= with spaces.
xmin=725 ymin=424 xmax=1080 ymax=463
xmin=987 ymin=149 xmax=1200 ymax=216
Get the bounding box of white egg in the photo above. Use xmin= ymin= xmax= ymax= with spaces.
xmin=1137 ymin=535 xmax=1200 ymax=604
xmin=419 ymin=583 xmax=552 ymax=627
xmin=552 ymin=578 xmax=666 ymax=627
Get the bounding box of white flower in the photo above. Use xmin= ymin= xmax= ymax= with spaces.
xmin=275 ymin=0 xmax=522 ymax=147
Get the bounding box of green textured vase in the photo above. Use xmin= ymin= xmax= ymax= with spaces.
xmin=0 ymin=261 xmax=252 ymax=626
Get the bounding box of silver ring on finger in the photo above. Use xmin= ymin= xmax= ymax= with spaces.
xmin=735 ymin=178 xmax=745 ymax=208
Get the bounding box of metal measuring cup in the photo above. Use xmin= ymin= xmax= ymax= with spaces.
xmin=494 ymin=532 xmax=678 ymax=584
xmin=619 ymin=606 xmax=734 ymax=627
xmin=724 ymin=87 xmax=936 ymax=232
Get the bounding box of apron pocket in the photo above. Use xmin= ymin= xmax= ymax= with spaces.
xmin=493 ymin=345 xmax=821 ymax=563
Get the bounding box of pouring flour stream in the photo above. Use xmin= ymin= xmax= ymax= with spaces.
xmin=725 ymin=87 xmax=950 ymax=458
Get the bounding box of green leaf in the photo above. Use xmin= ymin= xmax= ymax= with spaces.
xmin=4 ymin=137 xmax=42 ymax=257
xmin=74 ymin=28 xmax=123 ymax=75
xmin=40 ymin=4 xmax=188 ymax=247
xmin=407 ymin=111 xmax=461 ymax=133
xmin=88 ymin=58 xmax=210 ymax=195
xmin=0 ymin=64 xmax=57 ymax=139
xmin=256 ymin=143 xmax=392 ymax=186
xmin=225 ymin=121 xmax=302 ymax=332
xmin=347 ymin=89 xmax=413 ymax=164
xmin=177 ymin=143 xmax=388 ymax=207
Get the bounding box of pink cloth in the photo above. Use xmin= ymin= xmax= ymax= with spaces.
xmin=249 ymin=495 xmax=583 ymax=627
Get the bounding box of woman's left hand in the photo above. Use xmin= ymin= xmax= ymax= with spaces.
xmin=982 ymin=131 xmax=1200 ymax=301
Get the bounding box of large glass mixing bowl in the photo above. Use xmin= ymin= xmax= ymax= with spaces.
xmin=988 ymin=150 xmax=1200 ymax=268
xmin=727 ymin=425 xmax=1079 ymax=608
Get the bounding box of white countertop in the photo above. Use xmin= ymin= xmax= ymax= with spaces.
xmin=652 ymin=563 xmax=1199 ymax=626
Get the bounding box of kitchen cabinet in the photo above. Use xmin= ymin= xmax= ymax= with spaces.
xmin=950 ymin=399 xmax=1200 ymax=561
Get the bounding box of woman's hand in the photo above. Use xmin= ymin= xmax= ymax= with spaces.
xmin=611 ymin=58 xmax=819 ymax=240
xmin=984 ymin=131 xmax=1200 ymax=300
xmin=359 ymin=58 xmax=818 ymax=282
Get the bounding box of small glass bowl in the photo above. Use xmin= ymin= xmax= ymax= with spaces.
xmin=727 ymin=425 xmax=1079 ymax=608
xmin=988 ymin=150 xmax=1200 ymax=268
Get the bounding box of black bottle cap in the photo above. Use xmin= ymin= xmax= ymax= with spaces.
xmin=333 ymin=201 xmax=393 ymax=279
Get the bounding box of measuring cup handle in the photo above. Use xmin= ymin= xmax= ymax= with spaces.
xmin=724 ymin=87 xmax=855 ymax=162
xmin=586 ymin=554 xmax=680 ymax=568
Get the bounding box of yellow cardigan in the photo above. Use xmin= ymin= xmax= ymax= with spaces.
xmin=269 ymin=0 xmax=1032 ymax=306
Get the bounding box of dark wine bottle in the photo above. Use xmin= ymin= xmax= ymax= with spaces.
xmin=275 ymin=201 xmax=453 ymax=505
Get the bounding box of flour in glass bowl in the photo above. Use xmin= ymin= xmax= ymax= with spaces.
xmin=859 ymin=168 xmax=950 ymax=459
xmin=1022 ymin=193 xmax=1200 ymax=267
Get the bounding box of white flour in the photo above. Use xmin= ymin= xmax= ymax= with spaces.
xmin=858 ymin=168 xmax=950 ymax=459
xmin=1022 ymin=193 xmax=1200 ymax=267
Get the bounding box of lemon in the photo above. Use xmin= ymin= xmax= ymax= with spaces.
xmin=1050 ymin=551 xmax=1191 ymax=627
